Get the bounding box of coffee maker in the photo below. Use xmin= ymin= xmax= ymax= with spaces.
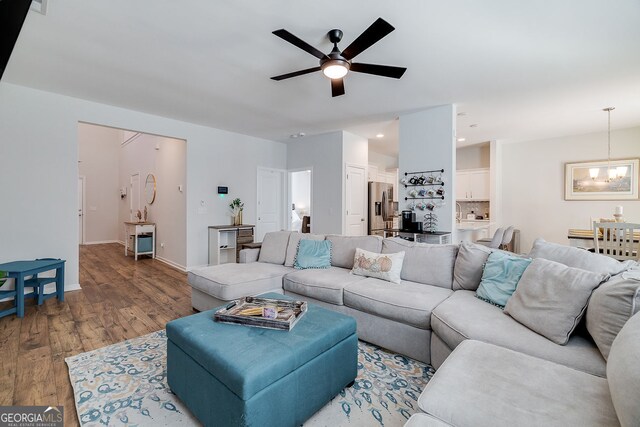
xmin=401 ymin=211 xmax=414 ymax=231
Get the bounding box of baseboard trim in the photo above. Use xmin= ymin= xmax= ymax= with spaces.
xmin=155 ymin=256 xmax=187 ymax=272
xmin=81 ymin=240 xmax=120 ymax=245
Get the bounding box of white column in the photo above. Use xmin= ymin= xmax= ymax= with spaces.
xmin=399 ymin=105 xmax=456 ymax=236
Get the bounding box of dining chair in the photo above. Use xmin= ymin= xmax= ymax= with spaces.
xmin=477 ymin=227 xmax=505 ymax=249
xmin=593 ymin=222 xmax=640 ymax=261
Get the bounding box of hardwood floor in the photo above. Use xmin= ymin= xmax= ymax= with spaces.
xmin=0 ymin=243 xmax=193 ymax=427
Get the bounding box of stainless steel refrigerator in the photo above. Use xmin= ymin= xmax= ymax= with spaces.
xmin=368 ymin=182 xmax=395 ymax=236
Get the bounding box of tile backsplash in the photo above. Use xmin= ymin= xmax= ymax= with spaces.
xmin=458 ymin=201 xmax=490 ymax=219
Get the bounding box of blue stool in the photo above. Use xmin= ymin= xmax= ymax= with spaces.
xmin=166 ymin=293 xmax=358 ymax=426
xmin=0 ymin=271 xmax=40 ymax=319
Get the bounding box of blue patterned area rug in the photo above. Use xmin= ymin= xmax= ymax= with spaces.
xmin=66 ymin=330 xmax=434 ymax=426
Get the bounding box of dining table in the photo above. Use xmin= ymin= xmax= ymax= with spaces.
xmin=0 ymin=259 xmax=65 ymax=318
xmin=567 ymin=229 xmax=640 ymax=249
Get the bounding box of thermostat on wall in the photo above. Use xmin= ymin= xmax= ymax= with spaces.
xmin=218 ymin=186 xmax=228 ymax=195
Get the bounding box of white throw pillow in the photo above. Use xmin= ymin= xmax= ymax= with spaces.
xmin=351 ymin=248 xmax=405 ymax=284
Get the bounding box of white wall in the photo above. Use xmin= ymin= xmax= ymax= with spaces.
xmin=287 ymin=131 xmax=344 ymax=234
xmin=0 ymin=83 xmax=286 ymax=287
xmin=501 ymin=126 xmax=640 ymax=252
xmin=399 ymin=105 xmax=457 ymax=234
xmin=78 ymin=123 xmax=120 ymax=243
xmin=457 ymin=143 xmax=490 ymax=170
xmin=118 ymin=133 xmax=187 ymax=269
xmin=368 ymin=150 xmax=398 ymax=170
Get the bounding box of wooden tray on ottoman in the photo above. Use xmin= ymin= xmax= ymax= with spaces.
xmin=214 ymin=296 xmax=307 ymax=331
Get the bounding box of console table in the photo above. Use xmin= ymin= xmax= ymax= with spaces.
xmin=124 ymin=222 xmax=156 ymax=260
xmin=208 ymin=225 xmax=255 ymax=265
xmin=383 ymin=229 xmax=452 ymax=244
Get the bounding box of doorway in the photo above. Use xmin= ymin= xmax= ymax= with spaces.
xmin=288 ymin=169 xmax=312 ymax=233
xmin=130 ymin=172 xmax=140 ymax=221
xmin=256 ymin=168 xmax=286 ymax=241
xmin=78 ymin=176 xmax=85 ymax=244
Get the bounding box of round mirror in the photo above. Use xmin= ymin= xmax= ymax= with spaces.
xmin=145 ymin=174 xmax=156 ymax=205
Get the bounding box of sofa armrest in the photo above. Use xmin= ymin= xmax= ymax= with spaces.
xmin=239 ymin=248 xmax=260 ymax=263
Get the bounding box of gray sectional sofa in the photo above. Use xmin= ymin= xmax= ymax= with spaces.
xmin=188 ymin=230 xmax=640 ymax=426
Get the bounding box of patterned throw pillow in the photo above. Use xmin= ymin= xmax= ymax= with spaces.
xmin=351 ymin=248 xmax=405 ymax=284
xmin=294 ymin=239 xmax=332 ymax=269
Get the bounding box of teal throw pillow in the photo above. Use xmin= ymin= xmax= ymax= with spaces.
xmin=294 ymin=239 xmax=332 ymax=270
xmin=476 ymin=251 xmax=532 ymax=308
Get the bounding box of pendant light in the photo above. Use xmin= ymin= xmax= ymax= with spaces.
xmin=602 ymin=107 xmax=626 ymax=182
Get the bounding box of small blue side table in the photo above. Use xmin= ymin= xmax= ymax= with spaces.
xmin=0 ymin=259 xmax=66 ymax=318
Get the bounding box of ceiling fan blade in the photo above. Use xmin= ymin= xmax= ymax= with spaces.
xmin=271 ymin=66 xmax=321 ymax=81
xmin=273 ymin=29 xmax=328 ymax=60
xmin=331 ymin=78 xmax=345 ymax=97
xmin=350 ymin=63 xmax=407 ymax=79
xmin=341 ymin=18 xmax=395 ymax=60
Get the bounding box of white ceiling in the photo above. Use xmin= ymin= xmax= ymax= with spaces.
xmin=6 ymin=0 xmax=640 ymax=150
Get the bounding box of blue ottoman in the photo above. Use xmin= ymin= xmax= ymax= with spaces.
xmin=166 ymin=293 xmax=358 ymax=427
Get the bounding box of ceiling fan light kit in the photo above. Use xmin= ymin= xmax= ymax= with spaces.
xmin=271 ymin=18 xmax=407 ymax=97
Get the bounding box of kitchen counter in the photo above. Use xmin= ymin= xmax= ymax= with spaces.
xmin=455 ymin=221 xmax=494 ymax=243
xmin=457 ymin=220 xmax=494 ymax=231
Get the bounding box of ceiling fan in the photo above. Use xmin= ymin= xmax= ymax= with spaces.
xmin=271 ymin=18 xmax=407 ymax=97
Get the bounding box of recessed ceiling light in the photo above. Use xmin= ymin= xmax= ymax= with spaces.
xmin=470 ymin=124 xmax=478 ymax=128
xmin=289 ymin=132 xmax=306 ymax=139
xmin=376 ymin=134 xmax=384 ymax=138
xmin=457 ymin=138 xmax=466 ymax=142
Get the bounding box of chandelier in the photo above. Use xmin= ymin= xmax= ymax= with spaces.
xmin=590 ymin=107 xmax=627 ymax=182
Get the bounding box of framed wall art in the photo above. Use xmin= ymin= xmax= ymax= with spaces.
xmin=564 ymin=158 xmax=639 ymax=200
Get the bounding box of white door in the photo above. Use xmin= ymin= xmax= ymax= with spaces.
xmin=130 ymin=173 xmax=140 ymax=221
xmin=345 ymin=165 xmax=366 ymax=236
xmin=257 ymin=168 xmax=285 ymax=241
xmin=78 ymin=176 xmax=85 ymax=244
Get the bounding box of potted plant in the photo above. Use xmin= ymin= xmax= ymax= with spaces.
xmin=229 ymin=198 xmax=244 ymax=226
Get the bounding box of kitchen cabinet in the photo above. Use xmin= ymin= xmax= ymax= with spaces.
xmin=456 ymin=168 xmax=490 ymax=201
xmin=368 ymin=164 xmax=379 ymax=182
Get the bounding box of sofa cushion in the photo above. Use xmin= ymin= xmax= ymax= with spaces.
xmin=431 ymin=290 xmax=606 ymax=376
xmin=188 ymin=263 xmax=292 ymax=301
xmin=293 ymin=239 xmax=331 ymax=270
xmin=476 ymin=251 xmax=531 ymax=308
xmin=283 ymin=267 xmax=365 ymax=306
xmin=257 ymin=231 xmax=292 ymax=265
xmin=284 ymin=233 xmax=325 ymax=267
xmin=607 ymin=312 xmax=640 ymax=427
xmin=326 ymin=235 xmax=383 ymax=269
xmin=344 ymin=278 xmax=452 ymax=330
xmin=352 ymin=248 xmax=405 ymax=284
xmin=382 ymin=238 xmax=458 ymax=289
xmin=587 ymin=267 xmax=640 ymax=360
xmin=452 ymin=241 xmax=493 ymax=291
xmin=504 ymin=258 xmax=608 ymax=345
xmin=418 ymin=340 xmax=618 ymax=427
xmin=528 ymin=237 xmax=632 ymax=275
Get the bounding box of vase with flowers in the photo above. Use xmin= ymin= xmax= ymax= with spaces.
xmin=229 ymin=198 xmax=244 ymax=226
